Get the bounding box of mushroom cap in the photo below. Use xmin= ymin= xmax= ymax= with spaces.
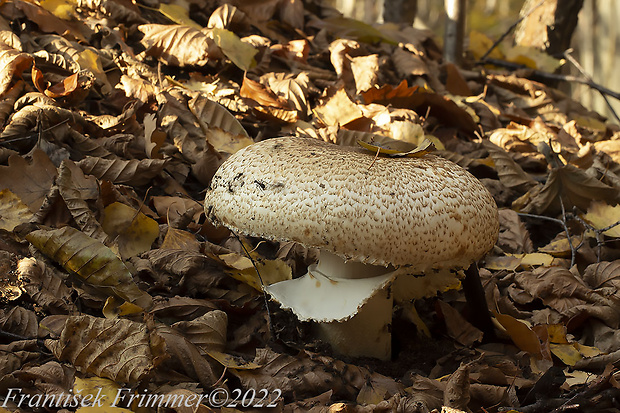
xmin=205 ymin=137 xmax=499 ymax=271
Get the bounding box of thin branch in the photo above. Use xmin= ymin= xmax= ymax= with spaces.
xmin=480 ymin=0 xmax=546 ymax=61
xmin=563 ymin=50 xmax=620 ymax=124
xmin=480 ymin=57 xmax=620 ymax=102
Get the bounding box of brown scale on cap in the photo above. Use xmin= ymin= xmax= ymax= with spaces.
xmin=205 ymin=137 xmax=499 ymax=271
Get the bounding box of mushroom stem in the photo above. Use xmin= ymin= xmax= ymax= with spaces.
xmin=265 ymin=250 xmax=398 ymax=360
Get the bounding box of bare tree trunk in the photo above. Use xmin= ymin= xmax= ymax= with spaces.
xmin=444 ymin=0 xmax=467 ymax=64
xmin=515 ymin=0 xmax=584 ymax=56
xmin=383 ymin=0 xmax=417 ymax=25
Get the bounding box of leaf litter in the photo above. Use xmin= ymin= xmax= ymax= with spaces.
xmin=0 ymin=0 xmax=619 ymax=412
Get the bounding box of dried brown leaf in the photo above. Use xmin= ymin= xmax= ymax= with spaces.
xmin=101 ymin=202 xmax=159 ymax=259
xmin=0 ymin=44 xmax=32 ymax=98
xmin=497 ymin=209 xmax=534 ymax=254
xmin=518 ymin=165 xmax=620 ymax=216
xmin=0 ymin=189 xmax=33 ymax=231
xmin=17 ymin=257 xmax=76 ymax=314
xmin=150 ymin=296 xmax=219 ymax=322
xmin=138 ymin=24 xmax=221 ymax=67
xmin=26 ymin=226 xmax=153 ymax=309
xmin=57 ymin=160 xmax=107 ymax=242
xmin=152 ymin=323 xmax=218 ymax=388
xmin=46 ymin=315 xmax=166 ymax=384
xmin=0 ymin=306 xmax=38 ymax=338
xmin=77 ymin=156 xmax=167 ymax=186
xmin=484 ymin=141 xmax=538 ymax=191
xmin=0 ymin=149 xmax=57 ymax=212
xmin=171 ymin=310 xmax=227 ymax=353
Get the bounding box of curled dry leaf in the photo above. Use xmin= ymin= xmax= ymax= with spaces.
xmin=46 ymin=314 xmax=166 ymax=384
xmin=77 ymin=156 xmax=167 ymax=186
xmin=497 ymin=209 xmax=534 ymax=254
xmin=138 ymin=24 xmax=222 ymax=67
xmin=57 ymin=160 xmax=108 ymax=242
xmin=26 ymin=226 xmax=153 ymax=309
xmin=0 ymin=44 xmax=33 ymax=98
xmin=17 ymin=257 xmax=76 ymax=314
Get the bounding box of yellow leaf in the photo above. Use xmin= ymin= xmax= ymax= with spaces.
xmin=0 ymin=189 xmax=33 ymax=231
xmin=504 ymin=45 xmax=564 ymax=72
xmin=102 ymin=202 xmax=160 ymax=259
xmin=357 ymin=137 xmax=436 ymax=158
xmin=158 ymin=3 xmax=202 ymax=29
xmin=210 ymin=28 xmax=257 ymax=71
xmin=75 ymin=49 xmax=112 ymax=94
xmin=584 ymin=201 xmax=620 ymax=237
xmin=575 ymin=343 xmax=602 ymax=358
xmin=39 ymin=0 xmax=75 ymax=20
xmin=73 ymin=377 xmax=122 ymax=408
xmin=468 ymin=30 xmax=503 ymax=60
xmin=219 ymin=252 xmax=292 ymax=291
xmin=550 ymin=343 xmax=582 ymax=366
xmin=494 ymin=313 xmax=543 ymax=357
xmin=26 ymin=227 xmax=152 ymax=309
xmin=518 ymin=252 xmax=555 ymax=267
xmin=206 ymin=127 xmax=253 ymax=154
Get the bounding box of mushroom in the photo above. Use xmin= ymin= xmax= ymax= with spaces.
xmin=204 ymin=137 xmax=499 ymax=359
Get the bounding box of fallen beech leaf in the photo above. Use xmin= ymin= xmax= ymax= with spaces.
xmin=314 ymin=87 xmax=364 ymax=127
xmin=518 ymin=165 xmax=620 ymax=216
xmin=495 ymin=313 xmax=548 ymax=359
xmin=73 ymin=377 xmax=124 ymax=408
xmin=172 ymin=310 xmax=227 ymax=353
xmin=218 ymin=250 xmax=292 ymax=292
xmin=584 ymin=201 xmax=620 ymax=237
xmin=138 ymin=24 xmax=221 ymax=67
xmin=0 ymin=149 xmax=57 ymax=212
xmin=152 ymin=323 xmax=218 ymax=388
xmin=102 ymin=202 xmax=159 ymax=259
xmin=26 ymin=226 xmax=153 ymax=309
xmin=39 ymin=0 xmax=76 ymax=20
xmin=0 ymin=189 xmax=33 ymax=230
xmin=0 ymin=44 xmax=33 ymax=98
xmin=161 ymin=227 xmax=201 ymax=251
xmin=46 ymin=315 xmax=166 ymax=384
xmin=484 ymin=141 xmax=538 ymax=190
xmin=240 ymin=76 xmax=287 ymax=108
xmin=17 ymin=257 xmax=76 ymax=314
xmin=77 ymin=157 xmax=167 ymax=186
xmin=57 ymin=160 xmax=108 ymax=242
xmin=158 ymin=3 xmax=202 ymax=29
xmin=438 ymin=300 xmax=483 ymax=347
xmin=210 ymin=27 xmax=257 ymax=71
xmin=188 ymin=93 xmax=249 ymax=137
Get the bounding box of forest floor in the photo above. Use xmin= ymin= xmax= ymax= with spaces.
xmin=1 ymin=0 xmax=620 ymax=412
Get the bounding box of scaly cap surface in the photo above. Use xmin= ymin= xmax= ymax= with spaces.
xmin=205 ymin=137 xmax=499 ymax=271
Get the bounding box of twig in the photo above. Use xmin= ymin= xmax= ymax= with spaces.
xmin=480 ymin=57 xmax=620 ymax=102
xmin=563 ymin=50 xmax=620 ymax=124
xmin=517 ymin=209 xmax=577 ymax=267
xmin=232 ymin=232 xmax=275 ymax=340
xmin=480 ymin=0 xmax=546 ymax=61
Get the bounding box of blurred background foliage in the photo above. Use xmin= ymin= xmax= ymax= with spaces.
xmin=326 ymin=0 xmax=620 ymax=123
